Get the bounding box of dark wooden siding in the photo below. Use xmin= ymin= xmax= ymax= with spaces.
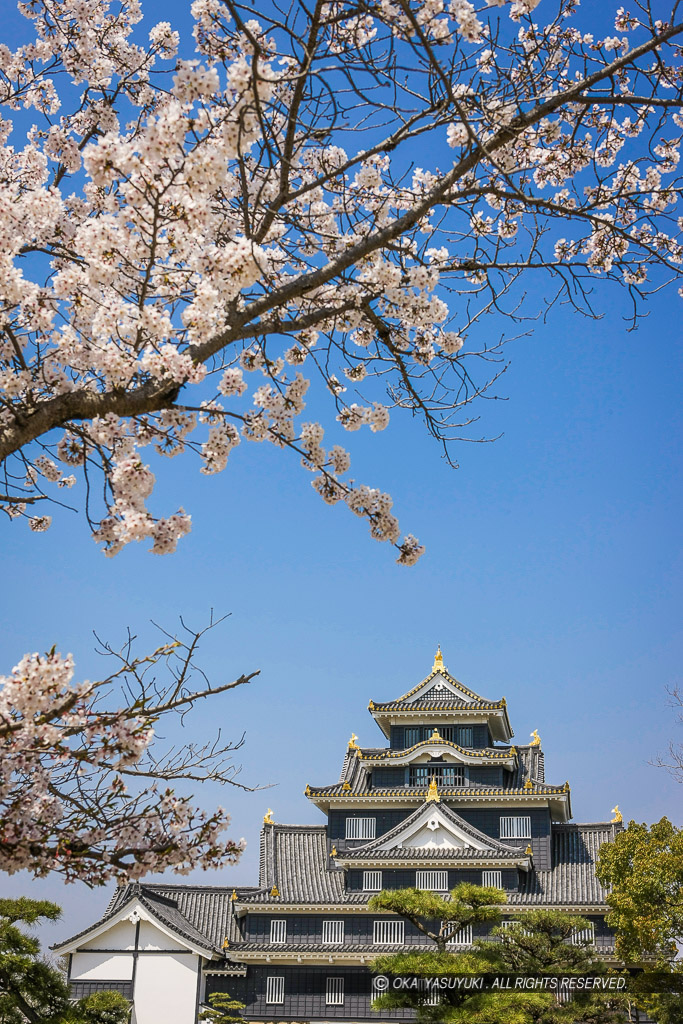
xmin=345 ymin=868 xmax=519 ymax=892
xmin=468 ymin=767 xmax=503 ymax=786
xmin=328 ymin=809 xmax=411 ymax=842
xmin=240 ymin=966 xmax=414 ymax=1021
xmin=373 ymin=767 xmax=406 ymax=787
xmin=389 ymin=724 xmax=490 ymax=750
xmin=455 ymin=807 xmax=552 ymax=869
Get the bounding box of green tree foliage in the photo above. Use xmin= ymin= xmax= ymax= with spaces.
xmin=0 ymin=898 xmax=129 ymax=1024
xmin=596 ymin=817 xmax=683 ymax=965
xmin=370 ymin=890 xmax=627 ymax=1024
xmin=198 ymin=992 xmax=246 ymax=1024
xmin=370 ymin=882 xmax=505 ymax=953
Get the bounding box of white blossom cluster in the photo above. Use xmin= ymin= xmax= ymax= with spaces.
xmin=0 ymin=645 xmax=247 ymax=883
xmin=0 ymin=0 xmax=681 ymax=564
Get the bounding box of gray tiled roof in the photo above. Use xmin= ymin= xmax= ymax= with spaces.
xmin=371 ymin=699 xmax=501 ymax=711
xmin=509 ymin=824 xmax=620 ymax=906
xmin=53 ymin=883 xmax=259 ymax=953
xmin=249 ymin=819 xmax=616 ymax=907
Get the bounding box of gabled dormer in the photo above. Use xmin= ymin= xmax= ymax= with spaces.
xmin=368 ymin=647 xmax=513 ymax=744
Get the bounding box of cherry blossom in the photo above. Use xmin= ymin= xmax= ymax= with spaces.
xmin=0 ymin=619 xmax=255 ymax=885
xmin=0 ymin=0 xmax=680 ymax=566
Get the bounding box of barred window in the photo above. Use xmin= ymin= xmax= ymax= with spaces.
xmin=457 ymin=727 xmax=474 ymax=747
xmin=571 ymin=925 xmax=595 ymax=946
xmin=265 ymin=976 xmax=284 ymax=1004
xmin=482 ymin=870 xmax=502 ymax=888
xmin=269 ymin=919 xmax=287 ymax=944
xmin=445 ymin=923 xmax=473 ymax=947
xmin=416 ymin=870 xmax=449 ymax=891
xmin=373 ymin=919 xmax=405 ymax=944
xmin=345 ymin=817 xmax=376 ymax=840
xmin=326 ymin=977 xmax=344 ymax=1006
xmin=500 ymin=815 xmax=531 ymax=839
xmin=405 ymin=727 xmax=422 ymax=747
xmin=322 ymin=920 xmax=344 ymax=944
xmin=363 ymin=870 xmax=382 ymax=891
xmin=500 ymin=920 xmax=530 ymax=936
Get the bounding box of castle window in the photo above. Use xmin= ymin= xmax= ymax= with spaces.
xmin=373 ymin=919 xmax=404 ymax=944
xmin=322 ymin=920 xmax=345 ymax=944
xmin=457 ymin=726 xmax=474 ymax=747
xmin=501 ymin=920 xmax=531 ymax=936
xmin=571 ymin=925 xmax=595 ymax=946
xmin=269 ymin=919 xmax=287 ymax=944
xmin=265 ymin=976 xmax=284 ymax=1004
xmin=405 ymin=727 xmax=421 ymax=747
xmin=363 ymin=870 xmax=382 ymax=891
xmin=445 ymin=923 xmax=472 ymax=947
xmin=410 ymin=765 xmax=465 ymax=786
xmin=500 ymin=815 xmax=531 ymax=839
xmin=416 ymin=870 xmax=449 ymax=891
xmin=345 ymin=817 xmax=376 ymax=840
xmin=326 ymin=977 xmax=344 ymax=1006
xmin=482 ymin=870 xmax=502 ymax=888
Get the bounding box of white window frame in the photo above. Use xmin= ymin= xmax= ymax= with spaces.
xmin=265 ymin=976 xmax=284 ymax=1005
xmin=500 ymin=815 xmax=531 ymax=839
xmin=325 ymin=977 xmax=344 ymax=1006
xmin=345 ymin=817 xmax=376 ymax=840
xmin=322 ymin=920 xmax=345 ymax=944
xmin=571 ymin=925 xmax=595 ymax=947
xmin=482 ymin=870 xmax=502 ymax=888
xmin=445 ymin=923 xmax=473 ymax=947
xmin=500 ymin=920 xmax=530 ymax=936
xmin=373 ymin=919 xmax=405 ymax=945
xmin=363 ymin=870 xmax=382 ymax=891
xmin=269 ymin=919 xmax=287 ymax=944
xmin=416 ymin=870 xmax=449 ymax=891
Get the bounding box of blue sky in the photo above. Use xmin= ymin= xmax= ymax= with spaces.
xmin=1 ymin=0 xmax=681 ymax=947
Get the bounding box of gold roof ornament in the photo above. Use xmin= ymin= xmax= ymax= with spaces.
xmin=611 ymin=805 xmax=623 ymax=824
xmin=231 ymin=889 xmax=238 ymax=902
xmin=525 ymin=844 xmax=533 ymax=856
xmin=222 ymin=937 xmax=230 ymax=949
xmin=304 ymin=784 xmax=311 ymax=796
xmin=524 ymin=779 xmax=533 ymax=791
xmin=331 ymin=845 xmax=337 ymax=857
xmin=263 ymin=808 xmax=274 ymax=825
xmin=530 ymin=730 xmax=541 ymax=747
xmin=368 ymin=700 xmax=375 ymax=710
xmin=270 ymin=885 xmax=280 ymax=898
xmin=348 ymin=733 xmax=359 ymax=751
xmin=342 ymin=782 xmax=351 ymax=791
xmin=431 ymin=727 xmax=443 ymax=741
xmin=425 ymin=777 xmax=440 ymax=803
xmin=432 ymin=645 xmax=444 ymax=673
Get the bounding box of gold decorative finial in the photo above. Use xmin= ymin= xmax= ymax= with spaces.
xmin=524 ymin=779 xmax=533 ymax=791
xmin=525 ymin=844 xmax=533 ymax=856
xmin=263 ymin=808 xmax=274 ymax=825
xmin=305 ymin=784 xmax=311 ymax=796
xmin=368 ymin=700 xmax=375 ymax=710
xmin=348 ymin=733 xmax=359 ymax=751
xmin=270 ymin=885 xmax=280 ymax=898
xmin=425 ymin=777 xmax=440 ymax=803
xmin=530 ymin=729 xmax=541 ymax=747
xmin=342 ymin=781 xmax=351 ymax=791
xmin=433 ymin=645 xmax=444 ymax=672
xmin=231 ymin=889 xmax=238 ymax=901
xmin=331 ymin=845 xmax=337 ymax=857
xmin=611 ymin=805 xmax=623 ymax=824
xmin=223 ymin=937 xmax=230 ymax=949
xmin=431 ymin=727 xmax=443 ymax=741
